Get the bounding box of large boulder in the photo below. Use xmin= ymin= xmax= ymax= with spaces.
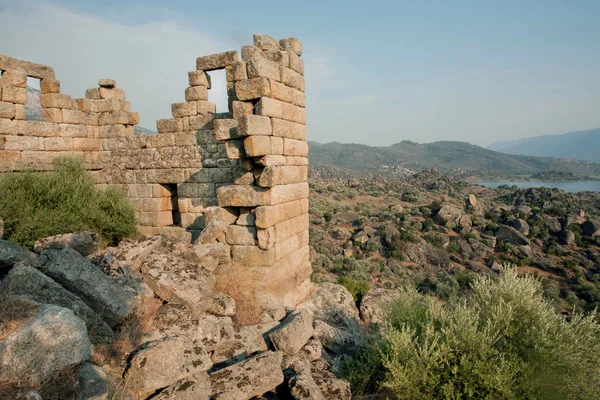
xmin=34 ymin=231 xmax=99 ymax=257
xmin=0 ymin=300 xmax=91 ymax=385
xmin=40 ymin=247 xmax=134 ymax=327
xmin=269 ymin=309 xmax=314 ymax=355
xmin=496 ymin=225 xmax=530 ymax=246
xmin=0 ymin=264 xmax=113 ymax=344
xmin=209 ymin=351 xmax=284 ymax=400
xmin=435 ymin=205 xmax=462 ymax=225
xmin=582 ymin=220 xmax=600 ymax=237
xmin=403 ymin=240 xmax=451 ymax=267
xmin=560 ymin=230 xmax=576 ymax=245
xmin=153 ymin=374 xmax=212 ymax=400
xmin=511 ymin=218 xmax=530 ymax=236
xmin=360 ymin=287 xmax=399 ymax=324
xmin=0 ymin=240 xmax=42 ymax=270
xmin=288 ymin=370 xmax=325 ymax=400
xmin=124 ymin=336 xmax=212 ymax=400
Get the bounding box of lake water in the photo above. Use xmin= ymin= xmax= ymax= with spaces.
xmin=475 ymin=181 xmax=600 ymax=193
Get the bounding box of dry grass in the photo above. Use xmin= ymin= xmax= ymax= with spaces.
xmin=0 ymin=293 xmax=39 ymax=342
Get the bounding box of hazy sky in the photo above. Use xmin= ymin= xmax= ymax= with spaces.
xmin=1 ymin=0 xmax=599 ymax=147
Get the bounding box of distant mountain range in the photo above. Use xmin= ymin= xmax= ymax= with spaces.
xmin=308 ymin=140 xmax=600 ymax=180
xmin=488 ymin=128 xmax=600 ymax=163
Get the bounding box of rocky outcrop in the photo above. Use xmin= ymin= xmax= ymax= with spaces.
xmin=582 ymin=220 xmax=600 ymax=237
xmin=496 ymin=225 xmax=530 ymax=246
xmin=34 ymin=231 xmax=99 ymax=256
xmin=0 ymin=240 xmax=42 ymax=270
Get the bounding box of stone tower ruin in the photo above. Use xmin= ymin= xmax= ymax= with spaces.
xmin=0 ymin=33 xmax=311 ymax=320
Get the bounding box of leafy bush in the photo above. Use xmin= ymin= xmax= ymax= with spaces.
xmin=0 ymin=157 xmax=136 ymax=248
xmin=346 ymin=269 xmax=600 ymax=399
xmin=338 ymin=277 xmax=370 ymax=305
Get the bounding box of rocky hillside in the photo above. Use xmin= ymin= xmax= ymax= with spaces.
xmin=309 ymin=140 xmax=600 ymax=179
xmin=489 ymin=127 xmax=600 ymax=163
xmin=0 ymin=231 xmax=360 ymax=399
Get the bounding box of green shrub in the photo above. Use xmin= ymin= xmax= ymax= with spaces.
xmin=346 ymin=269 xmax=600 ymax=399
xmin=0 ymin=157 xmax=136 ymax=248
xmin=338 ymin=277 xmax=370 ymax=305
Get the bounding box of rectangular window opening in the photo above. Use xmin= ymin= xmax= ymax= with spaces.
xmin=206 ymin=69 xmax=228 ymax=113
xmin=26 ymin=77 xmax=43 ymax=121
xmin=162 ymin=184 xmax=181 ymax=227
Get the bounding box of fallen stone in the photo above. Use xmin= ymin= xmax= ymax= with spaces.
xmin=34 ymin=231 xmax=98 ymax=256
xmin=236 ymin=321 xmax=279 ymax=354
xmin=0 ymin=240 xmax=42 ymax=270
xmin=496 ymin=225 xmax=530 ymax=246
xmin=77 ymin=363 xmax=110 ymax=400
xmin=153 ymin=373 xmax=212 ymax=400
xmin=310 ymin=360 xmax=352 ymax=400
xmin=269 ymin=309 xmax=314 ymax=355
xmin=511 ymin=219 xmax=530 ymax=236
xmin=289 ymin=370 xmax=325 ymax=400
xmin=0 ymin=264 xmax=114 ymax=344
xmin=196 ymin=220 xmax=228 ymax=245
xmin=40 ymin=247 xmax=134 ymax=327
xmin=124 ymin=336 xmax=212 ymax=400
xmin=435 ymin=205 xmax=463 ymax=225
xmin=209 ymin=351 xmax=284 ymax=400
xmin=0 ymin=301 xmax=91 ymax=385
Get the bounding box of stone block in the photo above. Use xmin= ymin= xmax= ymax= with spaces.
xmin=98 ymin=78 xmax=116 ymax=88
xmin=269 ymin=182 xmax=309 ymax=205
xmin=196 ymin=51 xmax=238 ymax=71
xmin=275 ymin=228 xmax=309 ymax=261
xmin=226 ymin=225 xmax=257 ymax=246
xmin=40 ymin=79 xmax=60 ymax=94
xmin=188 ymin=114 xmax=213 ymax=130
xmin=139 ymin=211 xmax=173 ymax=227
xmin=174 ymin=131 xmax=198 ymax=146
xmin=14 ymin=104 xmax=25 ymax=120
xmin=236 ymin=213 xmax=256 ymax=226
xmin=73 ymin=138 xmax=100 ymax=151
xmin=271 ymin=136 xmax=284 ymax=154
xmin=217 ymin=185 xmax=269 ymax=207
xmin=231 ymin=100 xmax=253 ymax=118
xmin=284 ymin=138 xmax=309 ymax=156
xmin=288 ymin=52 xmax=305 ymax=75
xmin=40 ymin=93 xmax=75 ymax=109
xmin=98 ymin=111 xmax=139 ymax=126
xmin=196 ymin=101 xmax=216 ymax=115
xmin=0 ymin=150 xmax=21 ymax=165
xmin=1 ymin=70 xmax=27 ymax=87
xmin=157 ymin=118 xmax=183 ymax=133
xmin=274 ymin=214 xmax=309 ymax=242
xmin=80 ymin=99 xmax=129 ymax=113
xmin=214 ymin=119 xmax=238 ymax=141
xmin=256 ymin=97 xmax=283 ymax=119
xmin=99 ymin=124 xmax=133 ymax=138
xmin=235 ymin=78 xmax=271 ymax=100
xmin=226 ymin=61 xmax=248 ymax=82
xmin=253 ymin=33 xmax=280 ymax=51
xmin=41 ymin=108 xmax=62 ymax=123
xmin=62 ymin=109 xmax=99 ymax=125
xmin=256 ymin=155 xmax=286 ymax=166
xmin=188 ymin=70 xmax=211 ymax=87
xmin=257 ymin=227 xmax=275 ymax=250
xmin=268 ymin=80 xmax=293 ymax=104
xmin=44 ymin=137 xmax=73 ymax=151
xmin=247 ymin=57 xmax=281 ymax=81
xmin=4 ymin=135 xmax=41 ymax=151
xmin=18 ymin=120 xmax=58 ymax=137
xmin=285 ymin=156 xmax=309 ymax=166
xmin=231 ymin=245 xmax=275 ymax=265
xmin=0 ymin=55 xmax=55 ymax=79
xmin=99 ymin=87 xmax=125 ymax=100
xmin=244 ymin=135 xmax=273 ymax=157
xmin=225 ymin=139 xmax=245 ymax=159
xmin=0 ymin=119 xmax=17 ymax=134
xmin=282 ymin=102 xmax=306 ymax=124
xmin=85 ymin=88 xmax=101 ymax=99
xmin=177 ymin=182 xmax=199 ymax=198
xmin=271 ymin=118 xmax=306 ymax=140
xmin=188 ymin=167 xmax=246 ymax=183
xmin=279 ymin=37 xmax=303 ymax=56
xmin=238 ymin=114 xmax=272 ymax=136
xmin=258 ymin=165 xmax=308 ymax=187
xmin=241 ymin=45 xmax=263 ymax=61
xmin=128 ymin=184 xmax=153 ymax=198
xmin=0 ymin=101 xmax=16 ymax=118
xmin=185 ymin=86 xmax=208 ymax=101
xmin=281 ymin=66 xmax=305 ymax=91
xmin=262 ymin=51 xmax=290 ymax=67
xmin=142 ymin=197 xmax=173 ymax=212
xmin=171 ymin=101 xmax=197 ymax=117
xmin=2 ymin=85 xmax=27 ymax=104
xmin=254 ymin=199 xmax=308 ymax=229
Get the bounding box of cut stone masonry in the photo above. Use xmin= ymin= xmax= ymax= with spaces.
xmin=0 ymin=33 xmax=311 ymax=314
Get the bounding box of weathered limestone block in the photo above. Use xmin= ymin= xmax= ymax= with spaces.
xmin=79 ymin=98 xmax=130 ymax=113
xmin=197 ymin=100 xmax=217 ymax=115
xmin=231 ymin=100 xmax=253 ymax=118
xmin=258 ymin=165 xmax=308 ymax=187
xmin=284 ymin=138 xmax=309 ymax=156
xmin=271 ymin=118 xmax=306 ymax=140
xmin=0 ymin=119 xmax=17 ymax=134
xmin=188 ymin=113 xmax=214 ymax=130
xmin=98 ymin=111 xmax=139 ymax=125
xmin=85 ymin=88 xmax=101 ymax=99
xmin=269 ymin=182 xmax=310 ymax=205
xmin=256 ymin=97 xmax=283 ymax=118
xmin=244 ymin=135 xmax=283 ymax=157
xmin=285 ymin=156 xmax=309 ymax=166
xmin=288 ymin=52 xmax=305 ymax=75
xmin=196 ymin=51 xmax=239 ymax=71
xmin=280 ymin=37 xmax=303 ymax=56
xmin=217 ymin=184 xmax=269 ymax=207
xmin=124 ymin=336 xmax=212 ymax=400
xmin=282 ymin=102 xmax=306 ymax=124
xmin=154 ymin=374 xmax=212 ymax=400
xmin=231 ymin=245 xmax=276 ymax=265
xmin=214 ymin=118 xmax=238 ymax=141
xmin=253 ymin=33 xmax=280 ymax=51
xmin=0 ymin=55 xmax=55 ymax=79
xmin=2 ymin=85 xmax=27 ymax=104
xmin=4 ymin=135 xmax=42 ymax=151
xmin=44 ymin=137 xmax=73 ymax=151
xmin=235 ymin=77 xmax=271 ymax=100
xmin=274 ymin=214 xmax=310 ymax=242
xmin=241 ymin=45 xmax=263 ymax=61
xmin=268 ymin=80 xmax=306 ymax=106
xmin=14 ymin=104 xmax=26 ymax=120
xmin=269 ymin=309 xmax=314 ymax=355
xmin=40 ymin=93 xmax=76 ymax=109
xmin=34 ymin=231 xmax=98 ymax=256
xmin=226 ymin=225 xmax=257 ymax=246
xmin=247 ymin=57 xmax=281 ymax=81
xmin=189 ymin=70 xmax=212 ymax=87
xmin=62 ymin=109 xmax=99 ymax=125
xmin=262 ymin=50 xmax=290 ymax=67
xmin=254 ymin=199 xmax=308 ymax=228
xmin=0 ymin=101 xmax=16 ymax=118
xmin=0 ymin=301 xmax=91 ymax=385
xmin=185 ymin=86 xmax=209 ymax=101
xmin=205 ymin=206 xmax=238 ymax=225
xmin=226 ymin=60 xmax=248 ymax=82
xmin=257 ymin=226 xmax=275 ymax=250
xmin=281 ymin=66 xmax=305 ymax=92
xmin=157 ymin=118 xmax=183 ymax=133
xmin=225 ymin=139 xmax=245 ymax=159
xmin=98 ymin=78 xmax=116 ymax=88
xmin=172 ymin=101 xmax=197 ymax=117
xmin=1 ymin=70 xmax=27 ymax=87
xmin=256 ymin=155 xmax=286 ymax=166
xmin=289 ymin=370 xmax=325 ymax=400
xmin=209 ymin=351 xmax=284 ymax=400
xmin=40 ymin=108 xmax=61 ymax=123
xmin=98 ymin=87 xmax=125 ymax=100
xmin=236 ymin=212 xmax=256 ymax=226
xmin=99 ymin=124 xmax=133 ymax=138
xmin=238 ymin=114 xmax=272 ymax=136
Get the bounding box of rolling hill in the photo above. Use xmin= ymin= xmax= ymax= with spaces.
xmin=488 ymin=128 xmax=600 ymax=163
xmin=308 ymin=140 xmax=600 ymax=179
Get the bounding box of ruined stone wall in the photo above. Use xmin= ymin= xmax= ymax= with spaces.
xmin=0 ymin=33 xmax=311 ymax=313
